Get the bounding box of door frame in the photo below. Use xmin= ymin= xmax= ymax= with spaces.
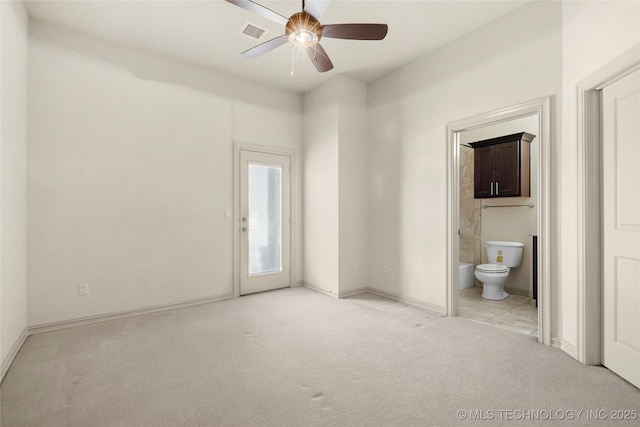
xmin=577 ymin=44 xmax=640 ymax=365
xmin=233 ymin=143 xmax=296 ymax=298
xmin=446 ymin=96 xmax=552 ymax=346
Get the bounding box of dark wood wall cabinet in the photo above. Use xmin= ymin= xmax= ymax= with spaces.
xmin=469 ymin=132 xmax=535 ymax=199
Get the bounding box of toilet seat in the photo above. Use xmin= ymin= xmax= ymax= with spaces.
xmin=475 ymin=263 xmax=509 ymax=273
xmin=475 ymin=265 xmax=510 ymax=300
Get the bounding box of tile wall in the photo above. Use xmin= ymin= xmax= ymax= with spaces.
xmin=459 ymin=146 xmax=482 ymax=284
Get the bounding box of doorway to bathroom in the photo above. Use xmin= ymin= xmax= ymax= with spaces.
xmin=446 ymin=97 xmax=552 ymax=346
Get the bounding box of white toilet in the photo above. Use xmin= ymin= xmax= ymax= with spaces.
xmin=474 ymin=241 xmax=524 ymax=300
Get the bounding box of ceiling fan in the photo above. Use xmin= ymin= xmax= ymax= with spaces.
xmin=225 ymin=0 xmax=388 ymax=72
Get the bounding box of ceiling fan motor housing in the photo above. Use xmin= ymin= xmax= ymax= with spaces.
xmin=285 ymin=11 xmax=323 ymax=47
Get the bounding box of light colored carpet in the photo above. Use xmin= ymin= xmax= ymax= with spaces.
xmin=1 ymin=287 xmax=638 ymax=426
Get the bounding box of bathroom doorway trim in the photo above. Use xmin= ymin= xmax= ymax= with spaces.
xmin=446 ymin=96 xmax=552 ymax=346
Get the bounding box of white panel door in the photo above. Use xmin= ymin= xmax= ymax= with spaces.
xmin=602 ymin=69 xmax=640 ymax=388
xmin=239 ymin=150 xmax=291 ymax=295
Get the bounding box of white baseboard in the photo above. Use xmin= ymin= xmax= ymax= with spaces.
xmin=302 ymin=283 xmax=445 ymax=315
xmin=562 ymin=339 xmax=578 ymax=359
xmin=301 ymin=282 xmax=338 ymax=298
xmin=2 ymin=293 xmax=234 ymax=383
xmin=338 ymin=287 xmax=369 ymax=298
xmin=1 ymin=327 xmax=29 ymax=384
xmin=504 ymin=286 xmax=533 ymax=298
xmin=29 ymin=292 xmax=234 ymax=335
xmin=366 ymin=287 xmax=446 ymax=316
xmin=552 ymin=336 xmax=578 ymax=360
xmin=4 ymin=286 xmax=445 ymax=383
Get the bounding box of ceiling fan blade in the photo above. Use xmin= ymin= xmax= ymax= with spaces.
xmin=321 ymin=23 xmax=388 ymax=40
xmin=225 ymin=0 xmax=288 ymax=26
xmin=306 ymin=43 xmax=333 ymax=73
xmin=303 ymin=0 xmax=332 ymax=20
xmin=242 ymin=35 xmax=289 ymax=58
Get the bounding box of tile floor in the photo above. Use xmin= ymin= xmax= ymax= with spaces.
xmin=459 ymin=286 xmax=538 ymax=337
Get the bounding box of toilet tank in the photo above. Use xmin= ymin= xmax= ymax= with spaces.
xmin=485 ymin=241 xmax=524 ymax=267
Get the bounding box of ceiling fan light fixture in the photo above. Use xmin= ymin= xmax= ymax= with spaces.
xmin=285 ymin=11 xmax=322 ymax=47
xmin=289 ymin=30 xmax=318 ymax=47
xmin=225 ymin=0 xmax=388 ymax=74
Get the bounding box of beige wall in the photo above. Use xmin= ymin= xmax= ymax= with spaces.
xmin=367 ymin=1 xmax=562 ymax=315
xmin=337 ymin=77 xmax=369 ymax=295
xmin=1 ymin=0 xmax=29 ymax=378
xmin=458 ymin=146 xmax=481 ymax=270
xmin=27 ymin=22 xmax=302 ymax=327
xmin=302 ymin=75 xmax=368 ymax=296
xmin=302 ymin=80 xmax=339 ymax=294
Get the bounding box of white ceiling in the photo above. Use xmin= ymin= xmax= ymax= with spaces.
xmin=25 ymin=0 xmax=530 ymax=93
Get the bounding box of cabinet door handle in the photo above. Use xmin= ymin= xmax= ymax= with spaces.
xmin=490 ymin=182 xmax=494 ymax=196
xmin=496 ymin=181 xmax=499 ymax=196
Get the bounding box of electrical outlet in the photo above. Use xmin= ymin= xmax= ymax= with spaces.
xmin=78 ymin=283 xmax=89 ymax=296
xmin=383 ymin=265 xmax=389 ymax=274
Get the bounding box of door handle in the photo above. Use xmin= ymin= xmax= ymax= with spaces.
xmin=490 ymin=182 xmax=494 ymax=196
xmin=496 ymin=181 xmax=499 ymax=196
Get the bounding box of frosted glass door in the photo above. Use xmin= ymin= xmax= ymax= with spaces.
xmin=248 ymin=164 xmax=282 ymax=275
xmin=239 ymin=150 xmax=291 ymax=295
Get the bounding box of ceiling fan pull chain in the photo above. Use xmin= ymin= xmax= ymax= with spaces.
xmin=290 ymin=47 xmax=295 ymax=76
